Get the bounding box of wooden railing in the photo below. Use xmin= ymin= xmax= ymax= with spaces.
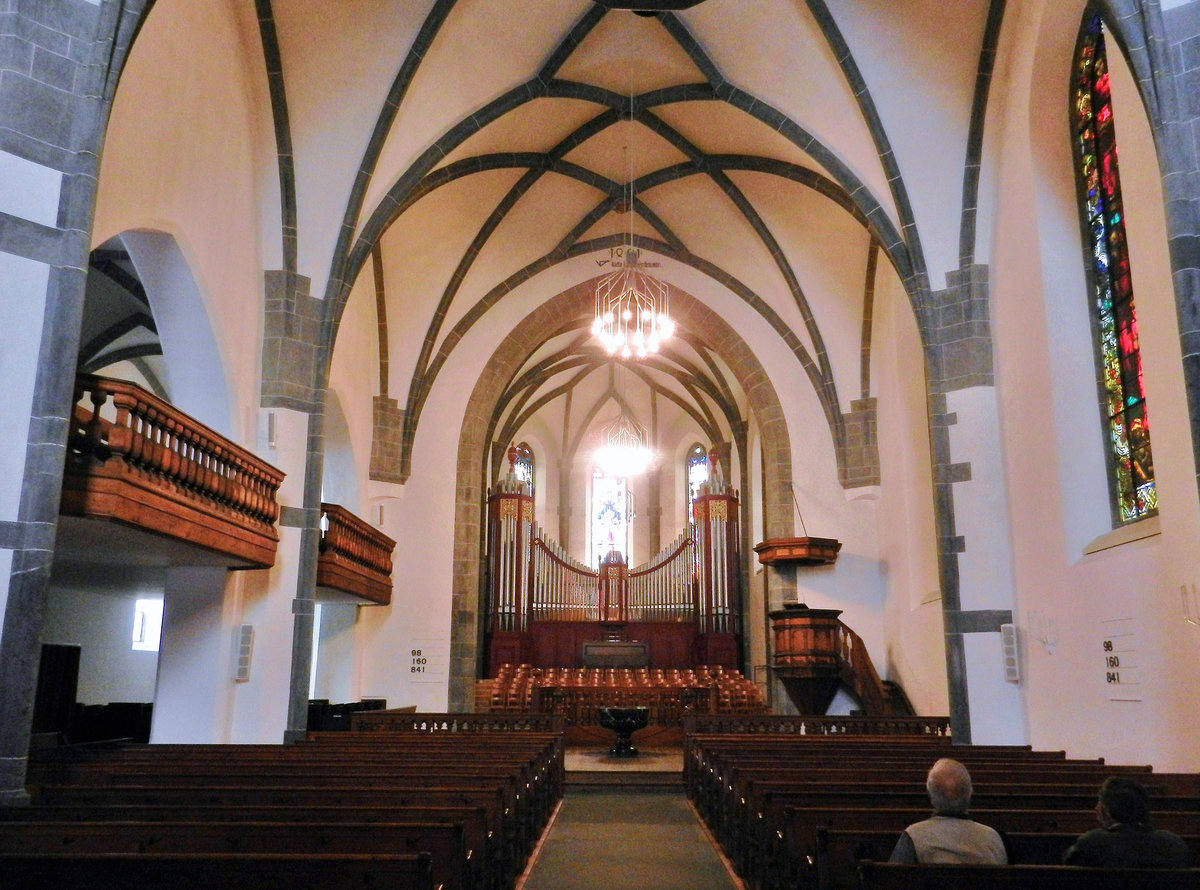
xmin=683 ymin=713 xmax=951 ymax=736
xmin=835 ymin=621 xmax=892 ymax=714
xmin=317 ymin=503 xmax=396 ymax=606
xmin=532 ymin=683 xmax=718 ymax=727
xmin=62 ymin=374 xmax=284 ymax=568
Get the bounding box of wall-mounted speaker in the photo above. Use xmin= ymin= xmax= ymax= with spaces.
xmin=234 ymin=624 xmax=254 ymax=682
xmin=1000 ymin=622 xmax=1020 ymax=684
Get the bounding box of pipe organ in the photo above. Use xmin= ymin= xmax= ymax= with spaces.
xmin=485 ymin=451 xmax=741 ymax=675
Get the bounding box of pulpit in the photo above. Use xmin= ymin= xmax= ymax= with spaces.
xmin=770 ymin=602 xmax=844 ymax=714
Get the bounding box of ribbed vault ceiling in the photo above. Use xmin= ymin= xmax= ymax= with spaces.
xmin=92 ymin=0 xmax=997 ymax=482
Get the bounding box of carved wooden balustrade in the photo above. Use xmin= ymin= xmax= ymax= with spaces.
xmin=318 ymin=502 xmax=396 ymax=606
xmin=62 ymin=374 xmax=284 ymax=568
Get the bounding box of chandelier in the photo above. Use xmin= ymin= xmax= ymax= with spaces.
xmin=592 ymin=249 xmax=674 ymax=359
xmin=591 ymin=101 xmax=674 ymax=359
xmin=594 ymin=411 xmax=654 ymax=477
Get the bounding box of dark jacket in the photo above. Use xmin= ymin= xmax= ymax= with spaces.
xmin=1064 ymin=822 xmax=1191 ymax=868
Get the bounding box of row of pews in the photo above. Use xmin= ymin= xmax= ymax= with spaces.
xmin=3 ymin=712 xmax=566 ymax=890
xmin=683 ymin=715 xmax=1200 ymax=890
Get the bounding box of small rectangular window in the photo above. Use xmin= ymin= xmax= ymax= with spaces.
xmin=132 ymin=598 xmax=163 ymax=652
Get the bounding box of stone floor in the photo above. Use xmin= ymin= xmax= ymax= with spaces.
xmin=516 ymin=745 xmax=743 ymax=890
xmin=565 ymin=745 xmax=683 ymax=773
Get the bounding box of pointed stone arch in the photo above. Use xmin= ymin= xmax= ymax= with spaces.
xmin=446 ymin=281 xmax=796 ymax=709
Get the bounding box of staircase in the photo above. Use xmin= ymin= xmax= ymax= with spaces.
xmin=835 ymin=622 xmax=915 ymax=716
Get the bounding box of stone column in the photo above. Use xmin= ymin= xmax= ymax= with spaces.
xmin=261 ymin=270 xmax=326 ymax=744
xmin=925 ymin=265 xmax=1020 ymax=744
xmin=0 ymin=0 xmax=145 ymax=805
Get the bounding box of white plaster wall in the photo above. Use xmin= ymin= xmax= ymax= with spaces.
xmin=0 ymin=252 xmax=47 ymax=526
xmin=121 ymin=231 xmax=233 ymax=435
xmin=151 ymin=567 xmax=238 ymax=743
xmin=872 ymin=259 xmax=947 ymax=716
xmin=0 ymin=159 xmax=58 ymax=603
xmin=41 ymin=589 xmax=160 ymax=705
xmin=92 ymin=0 xmax=265 ymax=444
xmin=946 ymin=387 xmax=1016 ymax=614
xmin=984 ymin=0 xmax=1200 ymax=770
xmin=312 ymin=602 xmax=361 ymax=703
xmin=831 ymin=0 xmax=992 ymax=282
xmin=225 ymin=563 xmax=293 ymax=744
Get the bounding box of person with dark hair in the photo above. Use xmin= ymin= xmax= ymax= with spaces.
xmin=889 ymin=758 xmax=1008 ymax=864
xmin=1064 ymin=776 xmax=1191 ymax=867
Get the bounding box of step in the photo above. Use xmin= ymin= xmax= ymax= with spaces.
xmin=567 ymin=769 xmax=683 ymax=791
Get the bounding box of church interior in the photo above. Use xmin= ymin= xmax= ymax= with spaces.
xmin=3 ymin=0 xmax=1200 ymax=884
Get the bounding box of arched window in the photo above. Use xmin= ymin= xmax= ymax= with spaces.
xmin=512 ymin=441 xmax=534 ymax=491
xmin=1072 ymin=12 xmax=1156 ymax=524
xmin=686 ymin=443 xmax=709 ymax=522
xmin=590 ymin=466 xmax=628 ymax=568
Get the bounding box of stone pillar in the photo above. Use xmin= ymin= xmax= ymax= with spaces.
xmin=840 ymin=398 xmax=880 ymax=487
xmin=0 ymin=0 xmax=146 ymax=805
xmin=370 ymin=396 xmax=404 ymax=483
xmin=261 ymin=270 xmax=326 ymax=743
xmin=1161 ymin=4 xmax=1200 ymax=505
xmin=647 ymin=465 xmax=662 ymax=555
xmin=926 ymin=265 xmax=1020 ymax=744
xmin=557 ymin=459 xmax=572 ymax=545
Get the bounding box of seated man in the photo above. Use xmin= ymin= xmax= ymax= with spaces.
xmin=889 ymin=758 xmax=1007 ymax=864
xmin=1064 ymin=776 xmax=1191 ymax=867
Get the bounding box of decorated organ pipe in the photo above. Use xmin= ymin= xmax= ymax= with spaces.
xmin=486 ymin=464 xmax=533 ymax=632
xmin=693 ymin=456 xmax=740 ymax=634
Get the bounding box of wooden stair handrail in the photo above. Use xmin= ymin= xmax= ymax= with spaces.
xmin=835 ymin=620 xmax=891 ymax=714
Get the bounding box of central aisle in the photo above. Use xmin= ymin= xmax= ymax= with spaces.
xmin=516 ymin=788 xmax=743 ymax=890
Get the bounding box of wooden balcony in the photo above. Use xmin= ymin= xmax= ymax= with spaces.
xmin=317 ymin=503 xmax=395 ymax=606
xmin=59 ymin=375 xmax=284 ymax=569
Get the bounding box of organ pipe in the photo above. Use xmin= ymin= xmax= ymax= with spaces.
xmin=487 ymin=458 xmax=739 ymax=634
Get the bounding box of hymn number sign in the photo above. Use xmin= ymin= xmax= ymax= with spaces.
xmin=1099 ymin=617 xmax=1141 ymax=702
xmin=409 ymin=638 xmax=449 ymax=684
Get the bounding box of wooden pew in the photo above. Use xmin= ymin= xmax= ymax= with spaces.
xmin=856 ymin=860 xmax=1200 ymax=889
xmin=713 ymin=772 xmax=1173 ymax=881
xmin=0 ymin=851 xmax=435 ymax=890
xmin=1 ymin=806 xmax=495 ymax=890
xmin=775 ymin=807 xmax=1200 ymax=890
xmin=28 ymin=752 xmax=555 ymax=868
xmin=814 ymin=827 xmax=1200 ymax=890
xmin=27 ymin=785 xmax=520 ymax=890
xmin=29 ymin=733 xmax=565 ymax=835
xmin=0 ymin=819 xmax=469 ymax=889
xmin=22 ymin=729 xmax=566 ymax=890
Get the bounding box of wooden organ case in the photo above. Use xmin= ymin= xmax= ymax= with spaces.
xmin=484 ymin=452 xmax=742 ymax=677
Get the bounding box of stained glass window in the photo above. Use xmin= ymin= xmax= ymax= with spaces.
xmin=513 ymin=441 xmax=534 ymax=491
xmin=686 ymin=443 xmax=709 ymax=522
xmin=1073 ymin=13 xmax=1156 ymax=523
xmin=591 ymin=466 xmax=628 ymax=568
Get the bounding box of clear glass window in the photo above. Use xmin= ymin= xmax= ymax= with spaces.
xmin=131 ymin=598 xmax=163 ymax=652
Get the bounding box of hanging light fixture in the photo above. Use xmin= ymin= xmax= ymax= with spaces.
xmin=591 ymin=79 xmax=674 ymax=360
xmin=594 ymin=410 xmax=654 ymax=477
xmin=592 ymin=249 xmax=674 ymax=359
xmin=594 ymin=361 xmax=655 ymax=477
